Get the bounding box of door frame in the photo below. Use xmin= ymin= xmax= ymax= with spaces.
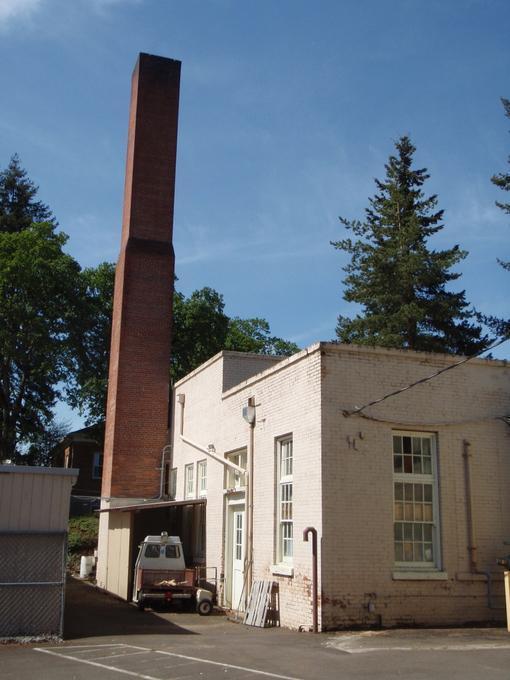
xmin=224 ymin=494 xmax=246 ymax=610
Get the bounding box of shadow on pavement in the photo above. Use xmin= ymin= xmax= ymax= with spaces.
xmin=64 ymin=576 xmax=197 ymax=639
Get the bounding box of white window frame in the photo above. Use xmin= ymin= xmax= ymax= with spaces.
xmin=224 ymin=449 xmax=247 ymax=491
xmin=197 ymin=459 xmax=207 ymax=498
xmin=92 ymin=452 xmax=103 ymax=480
xmin=184 ymin=463 xmax=195 ymax=499
xmin=392 ymin=430 xmax=441 ymax=571
xmin=276 ymin=437 xmax=293 ymax=566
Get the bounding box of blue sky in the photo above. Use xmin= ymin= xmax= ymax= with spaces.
xmin=0 ymin=0 xmax=508 ymax=428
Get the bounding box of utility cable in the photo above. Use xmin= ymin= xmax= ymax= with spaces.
xmin=342 ymin=335 xmax=509 ymax=418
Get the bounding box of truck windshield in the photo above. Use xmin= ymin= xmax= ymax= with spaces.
xmin=145 ymin=545 xmax=161 ymax=558
xmin=165 ymin=545 xmax=179 ymax=558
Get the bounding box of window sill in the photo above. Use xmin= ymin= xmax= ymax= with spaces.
xmin=270 ymin=564 xmax=294 ymax=577
xmin=393 ymin=570 xmax=448 ymax=581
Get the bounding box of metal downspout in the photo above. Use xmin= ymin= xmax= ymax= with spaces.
xmin=462 ymin=439 xmax=496 ymax=609
xmin=303 ymin=526 xmax=318 ymax=633
xmin=245 ymin=398 xmax=255 ymax=609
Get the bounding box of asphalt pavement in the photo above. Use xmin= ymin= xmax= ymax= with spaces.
xmin=1 ymin=577 xmax=509 ymax=680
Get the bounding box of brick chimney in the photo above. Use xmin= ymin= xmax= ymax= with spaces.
xmin=102 ymin=53 xmax=180 ymax=499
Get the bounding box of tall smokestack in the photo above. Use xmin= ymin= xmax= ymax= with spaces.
xmin=102 ymin=53 xmax=180 ymax=499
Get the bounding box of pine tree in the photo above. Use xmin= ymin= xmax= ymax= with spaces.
xmin=331 ymin=136 xmax=487 ymax=355
xmin=0 ymin=154 xmax=54 ymax=233
xmin=491 ymin=98 xmax=510 ymax=271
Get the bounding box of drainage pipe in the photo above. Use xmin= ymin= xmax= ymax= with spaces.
xmin=303 ymin=526 xmax=318 ymax=633
xmin=179 ymin=435 xmax=246 ymax=475
xmin=245 ymin=398 xmax=255 ymax=608
xmin=462 ymin=439 xmax=498 ymax=609
xmin=158 ymin=444 xmax=172 ymax=499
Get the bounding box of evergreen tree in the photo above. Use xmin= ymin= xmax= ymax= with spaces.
xmin=491 ymin=98 xmax=510 ymax=272
xmin=0 ymin=155 xmax=54 ymax=233
xmin=479 ymin=98 xmax=510 ymax=339
xmin=331 ymin=136 xmax=487 ymax=355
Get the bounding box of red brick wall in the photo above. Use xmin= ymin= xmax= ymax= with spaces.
xmin=102 ymin=54 xmax=180 ymax=499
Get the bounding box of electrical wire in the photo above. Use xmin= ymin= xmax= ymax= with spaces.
xmin=342 ymin=335 xmax=510 ymax=418
xmin=351 ymin=411 xmax=509 ymax=428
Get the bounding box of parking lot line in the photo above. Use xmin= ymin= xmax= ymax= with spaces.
xmin=153 ymin=648 xmax=302 ymax=679
xmin=34 ymin=644 xmax=304 ymax=680
xmin=34 ymin=647 xmax=161 ymax=680
xmin=93 ymin=650 xmax=152 ymax=661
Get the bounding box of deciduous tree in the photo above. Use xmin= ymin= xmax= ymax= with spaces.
xmin=66 ymin=262 xmax=115 ymax=425
xmin=0 ymin=223 xmax=81 ymax=460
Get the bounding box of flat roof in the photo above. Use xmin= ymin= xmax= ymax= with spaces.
xmin=99 ymin=498 xmax=206 ymax=513
xmin=0 ymin=465 xmax=79 ymax=477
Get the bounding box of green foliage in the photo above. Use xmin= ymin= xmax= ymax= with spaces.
xmin=0 ymin=155 xmax=298 ymax=452
xmin=67 ymin=262 xmax=115 ymax=425
xmin=225 ymin=317 xmax=299 ymax=356
xmin=171 ymin=287 xmax=229 ymax=381
xmin=0 ymin=222 xmax=82 ymax=459
xmin=0 ymin=154 xmax=54 ymax=233
xmin=478 ymin=98 xmax=510 ymax=340
xmin=332 ymin=136 xmax=487 ymax=355
xmin=171 ymin=287 xmax=299 ymax=383
xmin=61 ymin=261 xmax=299 ymax=418
xmin=68 ymin=514 xmax=99 ymax=554
xmin=491 ymin=98 xmax=510 ymax=272
xmin=15 ymin=420 xmax=70 ymax=467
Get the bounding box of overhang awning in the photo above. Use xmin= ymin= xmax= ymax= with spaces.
xmin=98 ymin=498 xmax=206 ymax=513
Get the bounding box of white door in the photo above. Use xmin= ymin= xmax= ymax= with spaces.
xmin=231 ymin=507 xmax=245 ymax=611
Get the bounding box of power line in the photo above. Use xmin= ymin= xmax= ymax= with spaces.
xmin=342 ymin=335 xmax=510 ymax=418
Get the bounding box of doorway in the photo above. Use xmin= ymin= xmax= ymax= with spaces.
xmin=227 ymin=502 xmax=245 ymax=611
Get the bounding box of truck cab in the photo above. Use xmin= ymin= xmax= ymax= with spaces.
xmin=133 ymin=533 xmax=213 ymax=615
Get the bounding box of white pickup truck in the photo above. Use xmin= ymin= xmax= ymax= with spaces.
xmin=132 ymin=533 xmax=214 ymax=615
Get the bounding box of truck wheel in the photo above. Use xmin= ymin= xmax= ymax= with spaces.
xmin=137 ymin=592 xmax=145 ymax=611
xmin=197 ymin=599 xmax=212 ymax=616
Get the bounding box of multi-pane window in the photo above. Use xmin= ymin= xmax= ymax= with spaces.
xmin=185 ymin=463 xmax=194 ymax=499
xmin=393 ymin=432 xmax=439 ymax=567
xmin=277 ymin=438 xmax=293 ymax=563
xmin=197 ymin=460 xmax=207 ymax=497
xmin=92 ymin=452 xmax=103 ymax=480
xmin=235 ymin=512 xmax=243 ymax=561
xmin=225 ymin=450 xmax=247 ymax=490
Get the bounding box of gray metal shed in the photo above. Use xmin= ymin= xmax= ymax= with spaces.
xmin=0 ymin=465 xmax=78 ymax=639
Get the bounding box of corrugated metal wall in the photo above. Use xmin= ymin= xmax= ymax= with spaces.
xmin=0 ymin=469 xmax=74 ymax=532
xmin=0 ymin=466 xmax=77 ymax=639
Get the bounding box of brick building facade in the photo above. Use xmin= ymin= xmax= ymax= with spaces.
xmin=169 ymin=343 xmax=510 ymax=630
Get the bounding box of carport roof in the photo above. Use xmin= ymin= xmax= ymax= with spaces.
xmin=98 ymin=498 xmax=205 ymax=513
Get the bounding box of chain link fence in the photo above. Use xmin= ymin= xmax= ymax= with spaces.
xmin=0 ymin=532 xmax=67 ymax=638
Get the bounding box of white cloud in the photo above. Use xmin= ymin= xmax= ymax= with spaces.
xmin=0 ymin=0 xmax=43 ymax=25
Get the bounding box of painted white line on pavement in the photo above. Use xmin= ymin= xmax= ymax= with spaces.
xmin=58 ymin=643 xmax=126 ymax=649
xmin=34 ymin=644 xmax=304 ymax=680
xmin=325 ymin=640 xmax=510 ymax=654
xmin=154 ymin=649 xmax=303 ymax=680
xmin=34 ymin=647 xmax=161 ymax=680
xmin=93 ymin=650 xmax=152 ymax=661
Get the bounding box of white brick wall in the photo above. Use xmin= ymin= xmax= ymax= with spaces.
xmin=171 ymin=343 xmax=510 ymax=629
xmin=320 ymin=343 xmax=510 ymax=629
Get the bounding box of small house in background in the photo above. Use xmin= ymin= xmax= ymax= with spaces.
xmin=0 ymin=465 xmax=78 ymax=639
xmin=52 ymin=424 xmax=103 ymax=514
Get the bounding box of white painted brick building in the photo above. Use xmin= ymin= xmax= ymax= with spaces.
xmin=170 ymin=342 xmax=510 ymax=630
